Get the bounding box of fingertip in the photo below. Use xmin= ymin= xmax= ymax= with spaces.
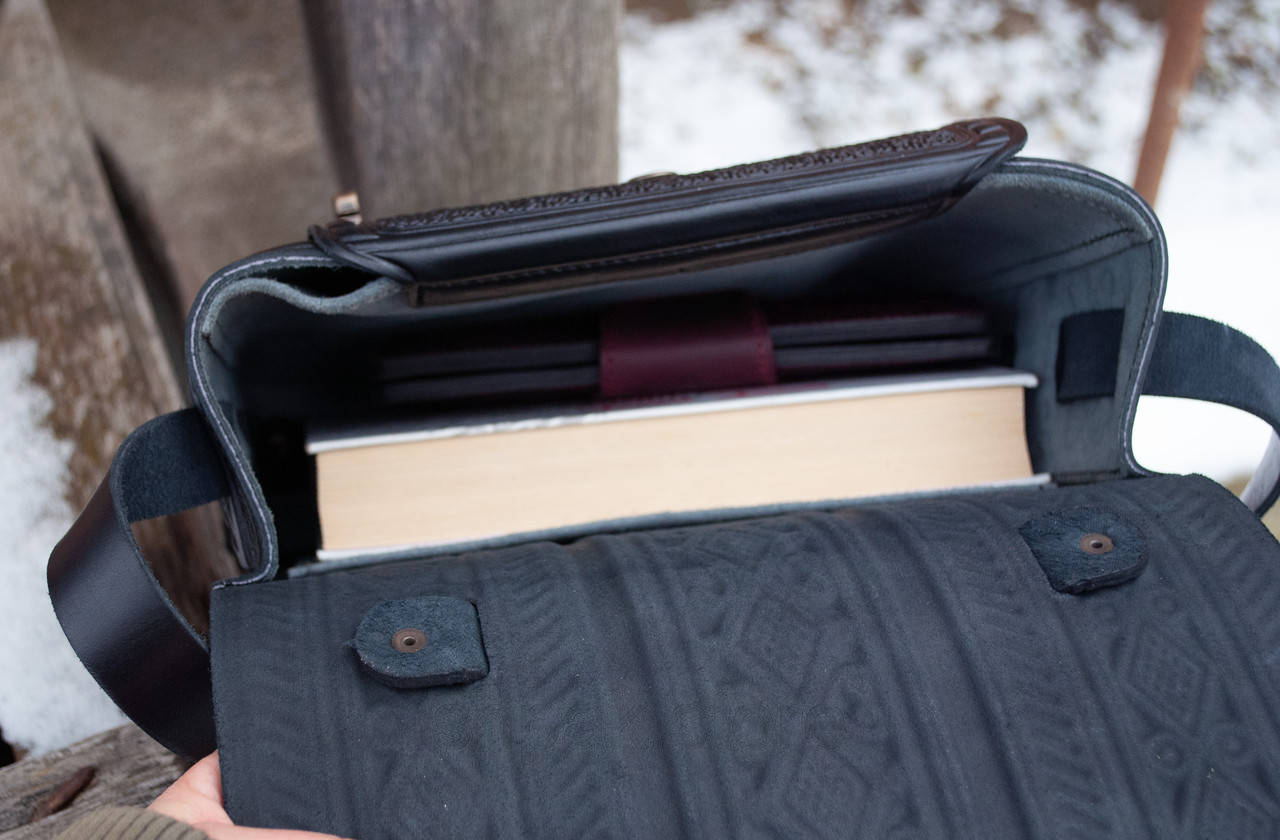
xmin=184 ymin=751 xmax=226 ymax=806
xmin=148 ymin=751 xmax=231 ymax=828
xmin=194 ymin=823 xmax=359 ymax=840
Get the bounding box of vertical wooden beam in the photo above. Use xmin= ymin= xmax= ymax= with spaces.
xmin=0 ymin=0 xmax=237 ymax=634
xmin=0 ymin=0 xmax=182 ymax=501
xmin=1134 ymin=0 xmax=1212 ymax=206
xmin=45 ymin=0 xmax=338 ymax=308
xmin=302 ymin=0 xmax=620 ymax=218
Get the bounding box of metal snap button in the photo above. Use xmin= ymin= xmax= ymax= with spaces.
xmin=1080 ymin=533 xmax=1114 ymax=555
xmin=392 ymin=627 xmax=428 ymax=652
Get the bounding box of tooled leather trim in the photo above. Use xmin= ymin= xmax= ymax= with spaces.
xmin=373 ymin=127 xmax=968 ymax=234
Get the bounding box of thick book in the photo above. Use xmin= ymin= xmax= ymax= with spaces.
xmin=309 ymin=368 xmax=1042 ymax=557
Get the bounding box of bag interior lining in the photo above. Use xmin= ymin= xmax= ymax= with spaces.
xmin=189 ymin=162 xmax=1163 ymax=574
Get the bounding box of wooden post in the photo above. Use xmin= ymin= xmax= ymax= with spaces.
xmin=302 ymin=0 xmax=620 ymax=219
xmin=0 ymin=0 xmax=182 ymax=511
xmin=0 ymin=0 xmax=193 ymax=802
xmin=0 ymin=0 xmax=236 ymax=652
xmin=44 ymin=0 xmax=339 ymax=308
xmin=1133 ymin=0 xmax=1212 ymax=206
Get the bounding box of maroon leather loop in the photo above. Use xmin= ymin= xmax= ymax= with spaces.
xmin=599 ymin=294 xmax=777 ymax=398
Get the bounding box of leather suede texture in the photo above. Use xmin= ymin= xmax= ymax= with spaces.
xmin=211 ymin=474 xmax=1280 ymax=839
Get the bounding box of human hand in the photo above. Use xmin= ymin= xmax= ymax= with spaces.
xmin=149 ymin=753 xmax=353 ymax=840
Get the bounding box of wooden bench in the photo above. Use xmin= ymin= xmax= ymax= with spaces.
xmin=1 ymin=0 xmax=616 ymax=835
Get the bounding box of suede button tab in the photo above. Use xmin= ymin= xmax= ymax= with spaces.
xmin=352 ymin=596 xmax=488 ymax=688
xmin=1019 ymin=508 xmax=1146 ymax=594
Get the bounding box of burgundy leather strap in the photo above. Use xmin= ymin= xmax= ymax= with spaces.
xmin=599 ymin=294 xmax=777 ymax=399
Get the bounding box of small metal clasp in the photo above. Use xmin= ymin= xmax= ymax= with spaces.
xmin=1080 ymin=533 xmax=1115 ymax=555
xmin=627 ymin=170 xmax=677 ymax=182
xmin=332 ymin=191 xmax=362 ymax=225
xmin=391 ymin=627 xmax=427 ymax=653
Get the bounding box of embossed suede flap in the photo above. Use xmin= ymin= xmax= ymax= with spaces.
xmin=211 ymin=474 xmax=1280 ymax=839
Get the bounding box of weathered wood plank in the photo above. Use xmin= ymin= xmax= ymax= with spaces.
xmin=303 ymin=0 xmax=620 ymax=218
xmin=0 ymin=0 xmax=182 ymax=502
xmin=0 ymin=0 xmax=237 ymax=762
xmin=45 ymin=0 xmax=338 ymax=307
xmin=0 ymin=0 xmax=240 ymax=625
xmin=0 ymin=725 xmax=184 ymax=840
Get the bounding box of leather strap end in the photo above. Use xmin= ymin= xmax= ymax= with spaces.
xmin=599 ymin=294 xmax=777 ymax=399
xmin=48 ymin=409 xmax=229 ymax=758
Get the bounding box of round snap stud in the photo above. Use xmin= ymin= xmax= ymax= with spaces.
xmin=1080 ymin=533 xmax=1114 ymax=555
xmin=392 ymin=627 xmax=428 ymax=652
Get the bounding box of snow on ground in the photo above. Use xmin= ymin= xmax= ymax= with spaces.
xmin=622 ymin=0 xmax=1280 ymax=484
xmin=623 ymin=0 xmax=1163 ymax=177
xmin=0 ymin=339 xmax=126 ymax=756
xmin=5 ymin=0 xmax=1278 ymax=755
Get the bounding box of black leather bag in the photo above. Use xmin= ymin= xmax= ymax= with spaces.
xmin=49 ymin=118 xmax=1280 ymax=839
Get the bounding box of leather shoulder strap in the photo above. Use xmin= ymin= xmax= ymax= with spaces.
xmin=1141 ymin=313 xmax=1280 ymax=515
xmin=48 ymin=408 xmax=228 ymax=758
xmin=1054 ymin=310 xmax=1280 ymax=514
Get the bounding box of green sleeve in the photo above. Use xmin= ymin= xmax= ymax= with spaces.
xmin=54 ymin=807 xmax=210 ymax=840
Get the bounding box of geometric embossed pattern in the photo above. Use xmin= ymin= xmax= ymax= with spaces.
xmin=740 ymin=594 xmax=818 ymax=690
xmin=1126 ymin=628 xmax=1207 ymax=732
xmin=1198 ymin=776 xmax=1279 ymax=840
xmin=785 ymin=736 xmax=869 ymax=835
xmin=211 ymin=474 xmax=1280 ymax=839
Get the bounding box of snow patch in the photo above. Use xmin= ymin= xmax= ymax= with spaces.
xmin=622 ymin=0 xmax=1280 ymax=482
xmin=0 ymin=338 xmax=127 ymax=756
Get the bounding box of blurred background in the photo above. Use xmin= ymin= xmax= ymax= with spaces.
xmin=1 ymin=0 xmax=1277 ymax=823
xmin=614 ymin=0 xmax=1280 ymax=493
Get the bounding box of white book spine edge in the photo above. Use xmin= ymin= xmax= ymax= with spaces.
xmin=308 ymin=368 xmax=1040 ymax=454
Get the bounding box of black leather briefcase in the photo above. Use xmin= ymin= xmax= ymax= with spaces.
xmin=49 ymin=119 xmax=1280 ymax=839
